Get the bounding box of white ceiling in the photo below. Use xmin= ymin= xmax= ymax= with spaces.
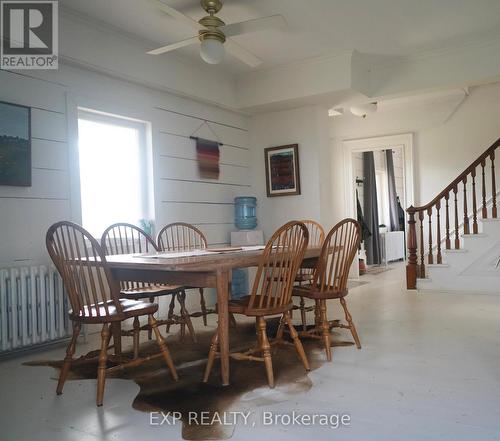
xmin=60 ymin=0 xmax=500 ymax=75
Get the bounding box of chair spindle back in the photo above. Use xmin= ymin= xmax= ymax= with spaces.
xmin=298 ymin=220 xmax=325 ymax=279
xmin=101 ymin=223 xmax=158 ymax=291
xmin=101 ymin=223 xmax=158 ymax=255
xmin=302 ymin=220 xmax=325 ymax=248
xmin=46 ymin=221 xmax=121 ymax=319
xmin=313 ymin=218 xmax=361 ymax=293
xmin=157 ymin=222 xmax=207 ymax=251
xmin=248 ymin=221 xmax=309 ymax=312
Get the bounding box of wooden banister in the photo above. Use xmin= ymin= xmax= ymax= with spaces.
xmin=406 ymin=137 xmax=500 ymax=289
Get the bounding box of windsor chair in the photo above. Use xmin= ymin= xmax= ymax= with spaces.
xmin=293 ymin=220 xmax=325 ymax=331
xmin=157 ymin=222 xmax=215 ymax=327
xmin=46 ymin=221 xmax=178 ymax=407
xmin=101 ymin=223 xmax=196 ymax=342
xmin=203 ymin=221 xmax=310 ymax=388
xmin=292 ymin=218 xmax=361 ymax=361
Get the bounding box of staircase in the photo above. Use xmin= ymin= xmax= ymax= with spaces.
xmin=406 ymin=138 xmax=500 ymax=293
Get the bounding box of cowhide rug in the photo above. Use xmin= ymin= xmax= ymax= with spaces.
xmin=26 ymin=319 xmax=354 ymax=440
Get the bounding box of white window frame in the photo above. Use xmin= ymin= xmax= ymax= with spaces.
xmin=75 ymin=108 xmax=153 ymax=235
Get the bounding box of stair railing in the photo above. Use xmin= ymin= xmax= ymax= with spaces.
xmin=406 ymin=137 xmax=500 ymax=289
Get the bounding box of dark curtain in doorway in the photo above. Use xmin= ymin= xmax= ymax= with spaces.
xmin=363 ymin=152 xmax=381 ymax=264
xmin=385 ymin=149 xmax=400 ymax=231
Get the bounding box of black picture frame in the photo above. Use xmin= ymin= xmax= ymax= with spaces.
xmin=264 ymin=144 xmax=301 ymax=197
xmin=0 ymin=100 xmax=31 ymax=187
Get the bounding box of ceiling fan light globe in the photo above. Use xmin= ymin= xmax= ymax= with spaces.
xmin=200 ymin=38 xmax=225 ymax=64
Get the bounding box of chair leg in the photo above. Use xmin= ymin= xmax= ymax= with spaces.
xmin=166 ymin=294 xmax=176 ymax=333
xmin=275 ymin=314 xmax=286 ymax=341
xmin=285 ymin=312 xmax=310 ymax=371
xmin=56 ymin=322 xmax=80 ymax=395
xmin=314 ymin=299 xmax=321 ymax=329
xmin=147 ymin=297 xmax=154 ymax=340
xmin=203 ymin=330 xmax=219 ymax=382
xmin=132 ymin=317 xmax=140 ymax=359
xmin=96 ymin=324 xmax=110 ymax=407
xmin=179 ymin=290 xmax=197 ymax=343
xmin=299 ymin=296 xmax=307 ymax=331
xmin=110 ymin=322 xmax=122 ymax=356
xmin=149 ymin=315 xmax=178 ymax=381
xmin=319 ymin=300 xmax=332 ymax=361
xmin=257 ymin=317 xmax=274 ymax=388
xmin=229 ymin=313 xmax=237 ymax=328
xmin=340 ymin=297 xmax=361 ymax=349
xmin=199 ymin=288 xmax=208 ymax=326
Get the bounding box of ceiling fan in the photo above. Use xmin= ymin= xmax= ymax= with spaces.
xmin=147 ymin=0 xmax=287 ymax=67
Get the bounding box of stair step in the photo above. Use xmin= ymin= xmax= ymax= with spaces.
xmin=480 ymin=218 xmax=500 ymax=223
xmin=443 ymin=248 xmax=468 ymax=254
xmin=426 ymin=263 xmax=450 ymax=268
xmin=461 ymin=233 xmax=488 ymax=238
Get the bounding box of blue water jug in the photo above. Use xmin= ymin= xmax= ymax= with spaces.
xmin=231 ymin=268 xmax=249 ymax=299
xmin=234 ymin=196 xmax=257 ymax=230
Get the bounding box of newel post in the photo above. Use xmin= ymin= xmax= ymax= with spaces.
xmin=406 ymin=207 xmax=418 ymax=290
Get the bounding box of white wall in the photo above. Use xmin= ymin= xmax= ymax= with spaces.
xmin=330 ymin=82 xmax=500 ymax=218
xmin=249 ymin=105 xmax=333 ymax=238
xmin=0 ymin=70 xmax=70 ymax=267
xmin=249 ymin=82 xmax=500 ymax=242
xmin=0 ymin=64 xmax=250 ymax=268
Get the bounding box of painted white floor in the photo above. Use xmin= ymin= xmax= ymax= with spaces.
xmin=1 ymin=263 xmax=499 ymax=441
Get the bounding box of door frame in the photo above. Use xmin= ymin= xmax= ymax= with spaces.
xmin=342 ymin=133 xmax=415 ymax=221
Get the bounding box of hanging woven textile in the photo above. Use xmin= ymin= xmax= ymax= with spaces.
xmin=196 ymin=137 xmax=220 ymax=179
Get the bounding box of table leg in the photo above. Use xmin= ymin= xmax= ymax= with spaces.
xmin=216 ymin=269 xmax=230 ymax=385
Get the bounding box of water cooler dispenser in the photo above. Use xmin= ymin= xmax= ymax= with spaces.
xmin=231 ymin=197 xmax=263 ymax=298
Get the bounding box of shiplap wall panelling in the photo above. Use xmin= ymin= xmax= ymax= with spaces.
xmin=157 ymin=203 xmax=234 ymax=230
xmin=153 ymin=106 xmax=250 ymax=246
xmin=158 ymin=158 xmax=250 ymax=186
xmin=157 ymin=132 xmax=249 ymax=166
xmin=158 ymin=180 xmax=247 ymax=205
xmin=0 ymin=71 xmax=70 ymax=266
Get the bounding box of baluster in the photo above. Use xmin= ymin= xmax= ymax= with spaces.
xmin=406 ymin=208 xmax=418 ymax=289
xmin=471 ymin=168 xmax=478 ymax=234
xmin=453 ymin=186 xmax=460 ymax=249
xmin=481 ymin=159 xmax=487 ymax=219
xmin=436 ymin=201 xmax=442 ymax=264
xmin=419 ymin=211 xmax=425 ymax=278
xmin=427 ymin=207 xmax=433 ymax=265
xmin=445 ymin=192 xmax=451 ymax=250
xmin=492 ymin=151 xmax=497 ymax=218
xmin=463 ymin=177 xmax=469 ymax=234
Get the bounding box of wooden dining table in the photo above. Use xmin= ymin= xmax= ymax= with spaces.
xmin=106 ymin=246 xmax=321 ymax=386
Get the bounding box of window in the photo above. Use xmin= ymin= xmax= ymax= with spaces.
xmin=77 ymin=110 xmax=152 ymax=236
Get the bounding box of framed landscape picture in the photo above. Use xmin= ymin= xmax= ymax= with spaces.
xmin=0 ymin=101 xmax=31 ymax=186
xmin=264 ymin=144 xmax=301 ymax=197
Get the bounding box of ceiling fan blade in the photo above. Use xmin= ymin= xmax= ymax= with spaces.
xmin=222 ymin=15 xmax=287 ymax=37
xmin=152 ymin=0 xmax=203 ymax=30
xmin=225 ymin=39 xmax=262 ymax=68
xmin=147 ymin=36 xmax=199 ymax=55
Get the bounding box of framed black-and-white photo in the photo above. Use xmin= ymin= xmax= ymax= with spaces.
xmin=264 ymin=144 xmax=301 ymax=197
xmin=0 ymin=101 xmax=31 ymax=186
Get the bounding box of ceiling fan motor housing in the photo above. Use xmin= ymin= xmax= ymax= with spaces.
xmin=198 ymin=8 xmax=226 ymax=44
xmin=201 ymin=0 xmax=223 ymax=15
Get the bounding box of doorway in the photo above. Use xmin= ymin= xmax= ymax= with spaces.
xmin=342 ymin=134 xmax=415 ymax=277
